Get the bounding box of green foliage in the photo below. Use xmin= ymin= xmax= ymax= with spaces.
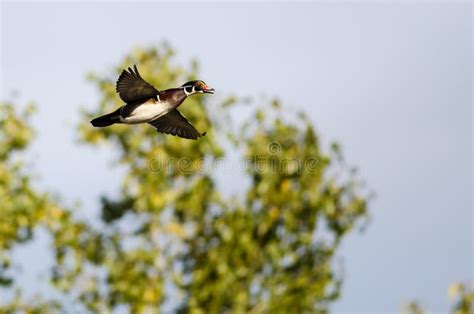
xmin=1 ymin=44 xmax=370 ymax=313
xmin=448 ymin=283 xmax=474 ymax=314
xmin=0 ymin=103 xmax=109 ymax=313
xmin=403 ymin=302 xmax=426 ymax=314
xmin=404 ymin=283 xmax=474 ymax=314
xmin=0 ymin=103 xmax=42 ymax=286
xmin=0 ymin=294 xmax=60 ymax=314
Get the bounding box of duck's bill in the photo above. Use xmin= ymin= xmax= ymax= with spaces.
xmin=204 ymin=87 xmax=215 ymax=94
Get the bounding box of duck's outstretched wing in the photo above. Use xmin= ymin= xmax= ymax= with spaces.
xmin=149 ymin=109 xmax=204 ymax=140
xmin=116 ymin=65 xmax=159 ymax=103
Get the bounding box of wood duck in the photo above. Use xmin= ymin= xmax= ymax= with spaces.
xmin=90 ymin=65 xmax=215 ymax=140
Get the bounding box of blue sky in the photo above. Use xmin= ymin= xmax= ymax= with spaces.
xmin=1 ymin=1 xmax=472 ymax=312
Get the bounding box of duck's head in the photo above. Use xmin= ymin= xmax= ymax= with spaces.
xmin=181 ymin=80 xmax=215 ymax=96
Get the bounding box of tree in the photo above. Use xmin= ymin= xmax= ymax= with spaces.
xmin=0 ymin=103 xmax=62 ymax=312
xmin=1 ymin=44 xmax=369 ymax=313
xmin=447 ymin=283 xmax=474 ymax=314
xmin=404 ymin=283 xmax=474 ymax=314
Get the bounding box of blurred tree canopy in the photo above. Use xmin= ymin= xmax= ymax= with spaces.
xmin=0 ymin=44 xmax=373 ymax=313
xmin=404 ymin=283 xmax=474 ymax=314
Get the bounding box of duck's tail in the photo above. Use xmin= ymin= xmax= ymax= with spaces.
xmin=90 ymin=109 xmax=121 ymax=127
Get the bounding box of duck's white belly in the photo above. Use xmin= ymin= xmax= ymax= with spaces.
xmin=121 ymin=100 xmax=172 ymax=124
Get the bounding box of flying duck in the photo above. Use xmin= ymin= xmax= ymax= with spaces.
xmin=90 ymin=65 xmax=215 ymax=140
